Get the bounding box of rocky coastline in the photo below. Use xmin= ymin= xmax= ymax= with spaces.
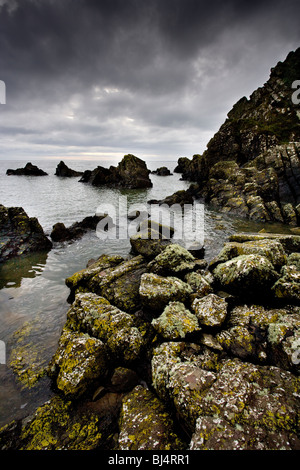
xmin=0 ymin=231 xmax=300 ymax=450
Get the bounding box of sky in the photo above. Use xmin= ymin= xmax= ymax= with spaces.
xmin=0 ymin=0 xmax=300 ymax=163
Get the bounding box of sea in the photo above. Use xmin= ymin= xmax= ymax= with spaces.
xmin=0 ymin=157 xmax=293 ymax=427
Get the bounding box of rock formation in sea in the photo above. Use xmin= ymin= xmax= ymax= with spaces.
xmin=0 ymin=204 xmax=52 ymax=263
xmin=172 ymin=47 xmax=300 ymax=224
xmin=50 ymin=214 xmax=112 ymax=243
xmin=6 ymin=162 xmax=48 ymax=176
xmin=54 ymin=161 xmax=83 ymax=177
xmin=151 ymin=166 xmax=172 ymax=176
xmin=79 ymin=154 xmax=153 ymax=189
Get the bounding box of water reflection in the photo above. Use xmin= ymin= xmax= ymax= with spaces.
xmin=0 ymin=251 xmax=48 ymax=289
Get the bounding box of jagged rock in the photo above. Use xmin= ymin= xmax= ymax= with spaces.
xmin=171 ymin=48 xmax=300 ymax=224
xmin=54 ymin=160 xmax=83 ymax=177
xmin=6 ymin=162 xmax=48 ymax=176
xmin=79 ymin=154 xmax=152 ymax=189
xmin=0 ymin=204 xmax=52 ymax=263
xmin=118 ymin=385 xmax=185 ymax=450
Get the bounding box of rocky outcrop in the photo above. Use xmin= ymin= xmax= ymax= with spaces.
xmin=54 ymin=161 xmax=83 ymax=177
xmin=6 ymin=162 xmax=48 ymax=176
xmin=1 ymin=235 xmax=300 ymax=450
xmin=0 ymin=204 xmax=52 ymax=263
xmin=174 ymin=48 xmax=300 ymax=224
xmin=79 ymin=154 xmax=152 ymax=189
xmin=151 ymin=166 xmax=172 ymax=176
xmin=50 ymin=214 xmax=111 ymax=243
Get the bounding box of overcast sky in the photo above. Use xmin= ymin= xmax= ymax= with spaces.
xmin=0 ymin=0 xmax=300 ymax=163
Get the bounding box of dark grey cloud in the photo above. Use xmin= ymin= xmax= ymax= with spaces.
xmin=0 ymin=0 xmax=300 ymax=160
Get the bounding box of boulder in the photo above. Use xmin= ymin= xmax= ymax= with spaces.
xmin=66 ymin=255 xmax=147 ymax=313
xmin=192 ymin=294 xmax=228 ymax=328
xmin=139 ymin=273 xmax=193 ymax=313
xmin=6 ymin=162 xmax=48 ymax=176
xmin=213 ymin=254 xmax=279 ymax=298
xmin=54 ymin=161 xmax=83 ymax=177
xmin=118 ymin=385 xmax=185 ymax=450
xmin=147 ymin=243 xmax=197 ymax=276
xmin=0 ymin=204 xmax=52 ymax=263
xmin=151 ymin=301 xmax=201 ymax=340
xmin=48 ymin=329 xmax=109 ymax=398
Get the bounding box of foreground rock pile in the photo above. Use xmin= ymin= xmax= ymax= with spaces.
xmin=1 ymin=234 xmax=300 ymax=450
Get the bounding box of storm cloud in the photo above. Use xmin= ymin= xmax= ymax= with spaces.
xmin=0 ymin=0 xmax=300 ymax=161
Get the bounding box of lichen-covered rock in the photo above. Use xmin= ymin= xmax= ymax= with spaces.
xmin=213 ymin=254 xmax=278 ymax=298
xmin=229 ymin=232 xmax=300 ymax=255
xmin=216 ymin=304 xmax=300 ymax=372
xmin=139 ymin=273 xmax=193 ymax=312
xmin=0 ymin=204 xmax=52 ymax=263
xmin=185 ymin=271 xmax=213 ymax=298
xmin=63 ymin=293 xmax=152 ymax=365
xmin=272 ymin=265 xmax=300 ymax=303
xmin=194 ymin=358 xmax=300 ymax=449
xmin=65 ymin=253 xmax=124 ymax=294
xmin=192 ymin=294 xmax=228 ymax=328
xmin=147 ymin=243 xmax=197 ymax=276
xmin=209 ymin=239 xmax=287 ymax=271
xmin=66 ymin=255 xmax=147 ymax=313
xmin=130 ymin=228 xmax=172 ymax=259
xmin=48 ymin=329 xmax=109 ymax=398
xmin=5 ymin=395 xmax=107 ymax=450
xmin=118 ymin=385 xmax=185 ymax=450
xmin=151 ymin=302 xmax=201 ymax=340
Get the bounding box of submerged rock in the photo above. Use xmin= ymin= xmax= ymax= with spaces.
xmin=50 ymin=214 xmax=111 ymax=243
xmin=0 ymin=204 xmax=52 ymax=263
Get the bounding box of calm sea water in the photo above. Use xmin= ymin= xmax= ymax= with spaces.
xmin=0 ymin=158 xmax=292 ymax=426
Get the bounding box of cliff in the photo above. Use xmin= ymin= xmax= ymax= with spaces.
xmin=177 ymin=47 xmax=300 ymax=224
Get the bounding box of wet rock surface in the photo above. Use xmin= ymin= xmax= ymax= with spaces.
xmin=0 ymin=204 xmax=52 ymax=263
xmin=1 ymin=235 xmax=300 ymax=451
